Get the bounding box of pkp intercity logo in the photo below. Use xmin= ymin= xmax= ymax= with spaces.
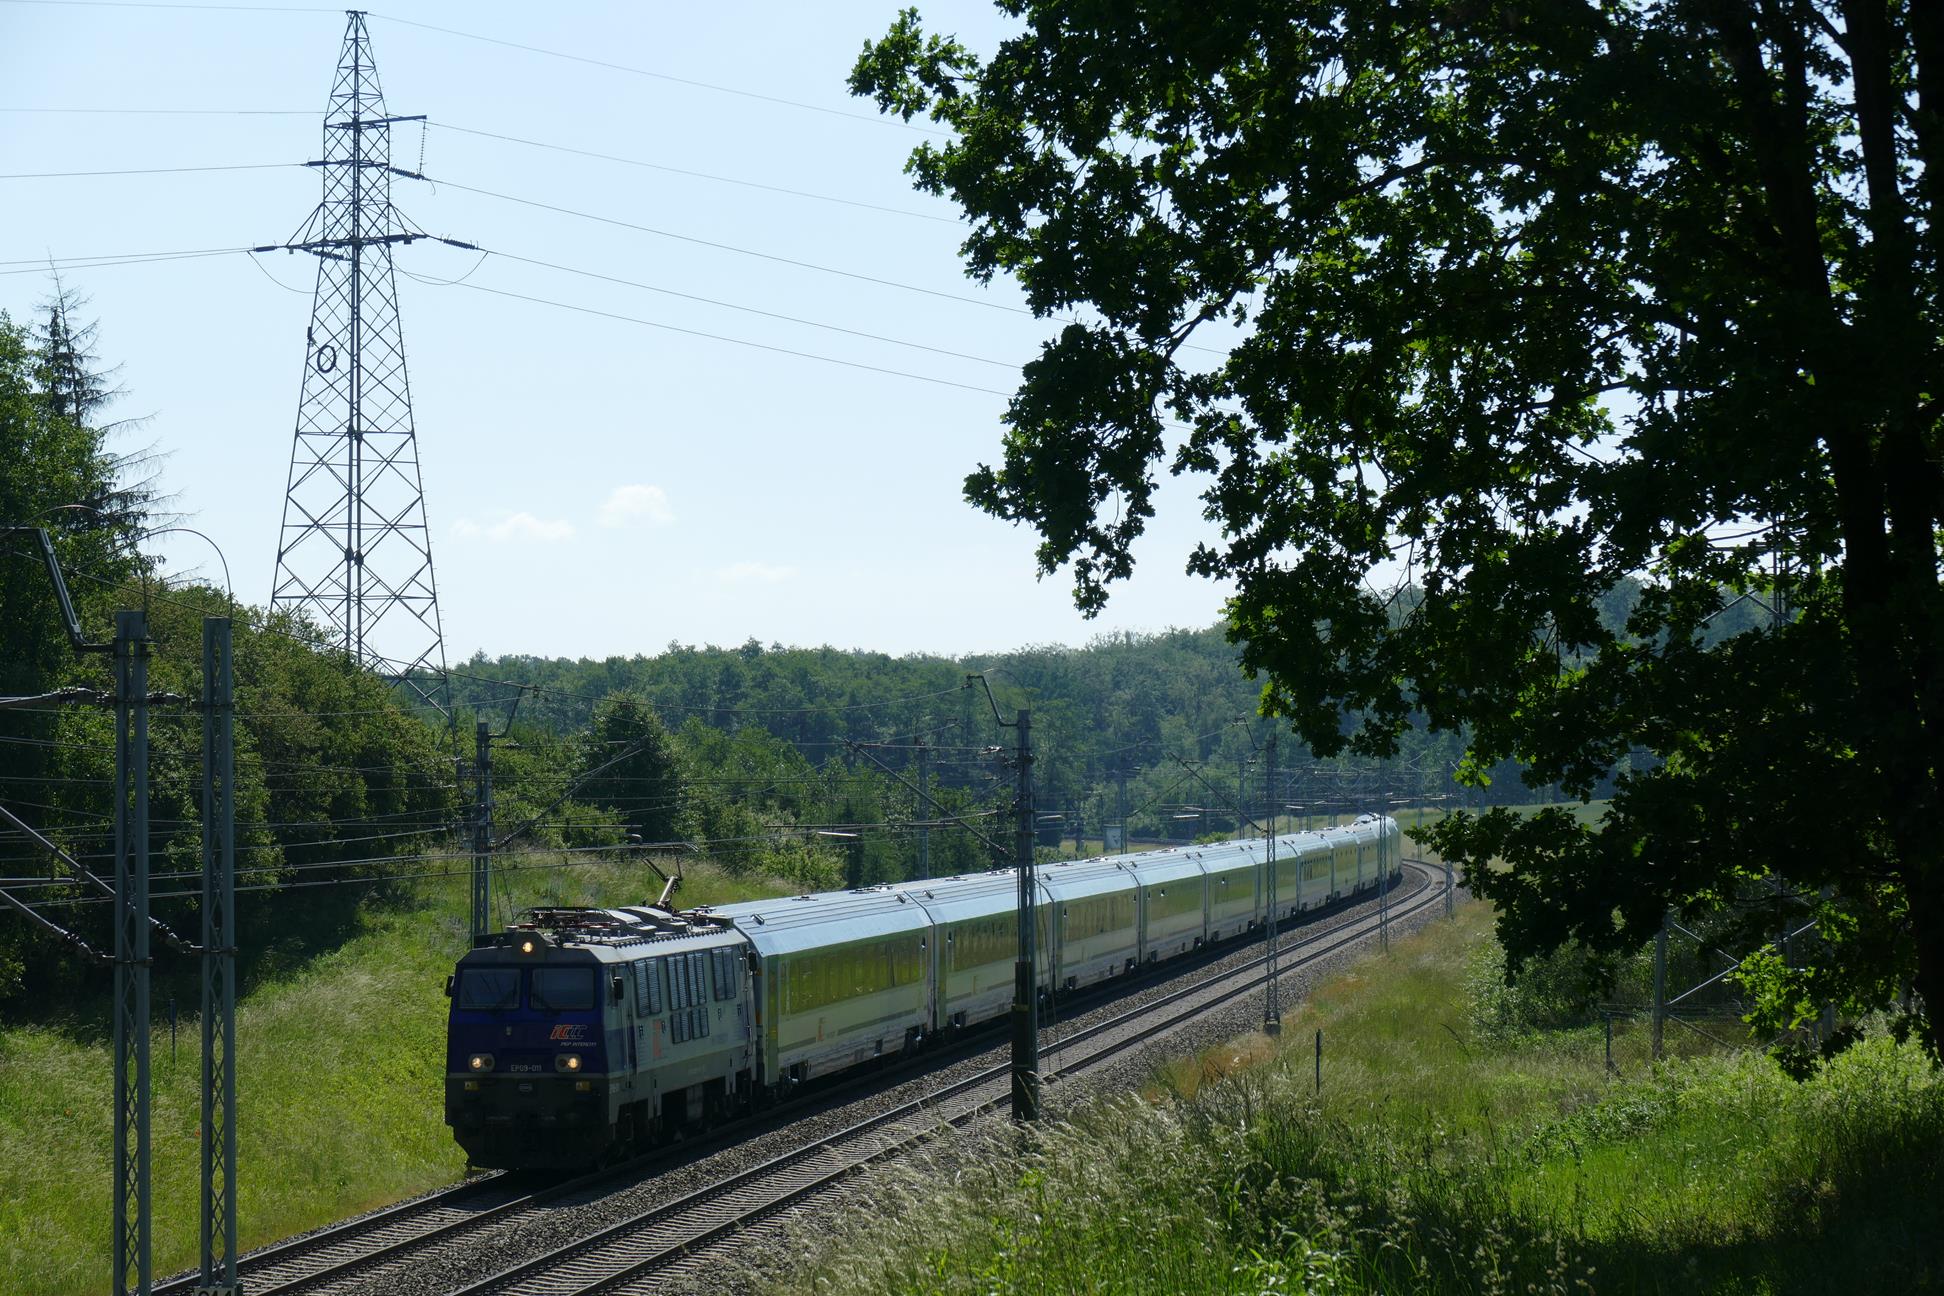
xmin=549 ymin=1024 xmax=590 ymax=1042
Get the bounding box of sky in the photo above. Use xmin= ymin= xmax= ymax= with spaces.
xmin=0 ymin=0 xmax=1234 ymax=661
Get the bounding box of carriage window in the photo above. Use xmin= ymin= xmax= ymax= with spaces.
xmin=458 ymin=967 xmax=519 ymax=1011
xmin=531 ymin=968 xmax=595 ymax=1012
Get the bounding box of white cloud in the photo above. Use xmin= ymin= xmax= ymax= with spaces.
xmin=597 ymin=483 xmax=675 ymax=529
xmin=718 ymin=561 xmax=798 ymax=585
xmin=451 ymin=512 xmax=576 ymax=544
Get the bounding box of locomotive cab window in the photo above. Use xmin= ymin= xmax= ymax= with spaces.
xmin=457 ymin=967 xmax=520 ymax=1011
xmin=530 ymin=967 xmax=595 ymax=1012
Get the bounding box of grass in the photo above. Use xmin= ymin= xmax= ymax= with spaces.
xmin=0 ymin=851 xmax=791 ymax=1296
xmin=772 ymin=901 xmax=1942 ymax=1295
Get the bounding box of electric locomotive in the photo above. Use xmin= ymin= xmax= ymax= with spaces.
xmin=444 ymin=905 xmax=753 ymax=1168
xmin=443 ymin=815 xmax=1403 ymax=1168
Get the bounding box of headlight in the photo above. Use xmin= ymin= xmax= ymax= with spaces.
xmin=467 ymin=1053 xmax=494 ymax=1072
xmin=554 ymin=1053 xmax=583 ymax=1073
xmin=519 ymin=939 xmax=536 ymax=955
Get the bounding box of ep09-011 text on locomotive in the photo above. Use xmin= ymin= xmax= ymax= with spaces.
xmin=443 ymin=815 xmax=1403 ymax=1168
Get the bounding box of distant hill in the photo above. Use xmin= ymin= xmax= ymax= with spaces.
xmin=453 ymin=624 xmax=1483 ymax=844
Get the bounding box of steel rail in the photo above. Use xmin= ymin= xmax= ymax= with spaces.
xmin=454 ymin=862 xmax=1441 ymax=1296
xmin=150 ymin=1174 xmax=518 ymax=1296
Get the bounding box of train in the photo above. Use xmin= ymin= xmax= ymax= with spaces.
xmin=443 ymin=814 xmax=1403 ymax=1168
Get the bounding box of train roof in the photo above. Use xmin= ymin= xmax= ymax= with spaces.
xmin=702 ymin=887 xmax=931 ymax=957
xmin=1126 ymin=852 xmax=1207 ymax=886
xmin=1190 ymin=839 xmax=1267 ymax=874
xmin=691 ymin=816 xmax=1399 ymax=956
xmin=1035 ymin=856 xmax=1139 ymax=902
xmin=880 ymin=869 xmax=1020 ymax=923
xmin=466 ymin=905 xmax=739 ymax=962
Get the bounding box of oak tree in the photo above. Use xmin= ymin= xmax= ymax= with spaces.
xmin=853 ymin=1 xmax=1944 ymax=1044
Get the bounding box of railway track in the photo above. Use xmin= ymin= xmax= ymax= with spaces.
xmin=451 ymin=861 xmax=1442 ymax=1296
xmin=151 ymin=1172 xmax=533 ymax=1296
xmin=157 ymin=862 xmax=1440 ymax=1296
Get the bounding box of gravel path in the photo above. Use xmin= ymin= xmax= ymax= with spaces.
xmin=313 ymin=870 xmax=1450 ymax=1296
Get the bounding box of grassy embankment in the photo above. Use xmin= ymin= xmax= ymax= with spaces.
xmin=783 ymin=900 xmax=1942 ymax=1295
xmin=0 ymin=853 xmax=790 ymax=1296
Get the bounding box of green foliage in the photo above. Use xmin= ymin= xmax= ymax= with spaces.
xmin=0 ymin=297 xmax=478 ymax=1011
xmin=777 ymin=907 xmax=1944 ymax=1295
xmin=850 ymin=2 xmax=1944 ymax=1047
xmin=576 ymin=691 xmax=686 ymax=844
xmin=0 ymin=579 xmax=460 ymax=1011
xmin=456 ymin=627 xmax=1487 ymax=864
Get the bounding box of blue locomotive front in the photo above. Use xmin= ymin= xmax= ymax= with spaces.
xmin=444 ymin=928 xmax=617 ymax=1168
xmin=444 ymin=907 xmax=758 ymax=1169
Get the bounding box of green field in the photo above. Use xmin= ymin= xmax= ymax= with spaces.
xmin=779 ymin=901 xmax=1942 ymax=1295
xmin=0 ymin=853 xmax=789 ymax=1296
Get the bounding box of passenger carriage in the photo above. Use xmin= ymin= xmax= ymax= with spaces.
xmin=706 ymin=888 xmax=932 ymax=1086
xmin=1294 ymin=833 xmax=1336 ymax=907
xmin=1131 ymin=851 xmax=1208 ymax=961
xmin=890 ymin=870 xmax=1050 ymax=1030
xmin=1198 ymin=839 xmax=1264 ymax=941
xmin=1037 ymin=856 xmax=1140 ymax=990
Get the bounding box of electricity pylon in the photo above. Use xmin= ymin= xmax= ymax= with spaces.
xmin=268 ymin=11 xmax=468 ymax=710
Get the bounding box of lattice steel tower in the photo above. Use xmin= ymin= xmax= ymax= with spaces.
xmin=271 ymin=11 xmax=453 ymax=705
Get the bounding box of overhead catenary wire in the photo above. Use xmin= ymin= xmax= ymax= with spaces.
xmin=15 ymin=818 xmax=1010 ymax=906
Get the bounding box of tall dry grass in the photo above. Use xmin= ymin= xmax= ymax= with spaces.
xmin=771 ymin=904 xmax=1943 ymax=1295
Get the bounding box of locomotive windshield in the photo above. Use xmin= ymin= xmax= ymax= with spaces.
xmin=530 ymin=967 xmax=596 ymax=1012
xmin=457 ymin=967 xmax=520 ymax=1011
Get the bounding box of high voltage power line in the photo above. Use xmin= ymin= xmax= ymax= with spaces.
xmin=422 ymin=122 xmax=957 ymax=224
xmin=435 ymin=281 xmax=1015 ymax=398
xmin=0 ymin=162 xmax=296 ymax=179
xmin=448 ymin=249 xmax=1019 ymax=369
xmin=0 ymin=118 xmax=955 ymax=224
xmin=5 ymin=237 xmax=1028 ymax=384
xmin=0 ymin=1 xmax=947 ymax=136
xmin=425 ymin=176 xmax=1039 ymax=318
